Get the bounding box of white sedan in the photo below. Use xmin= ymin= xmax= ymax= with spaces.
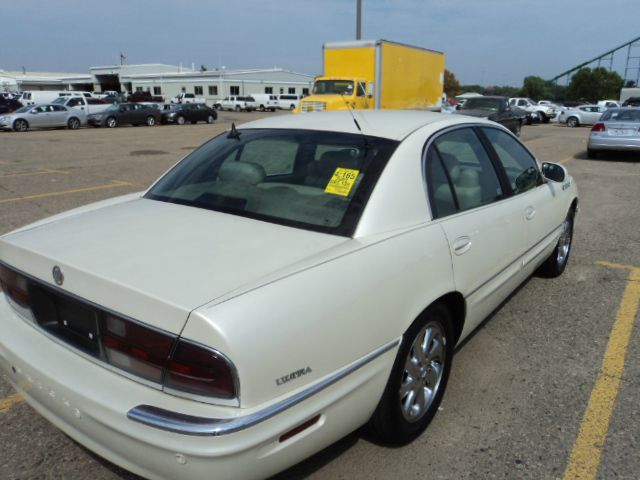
xmin=0 ymin=111 xmax=578 ymax=480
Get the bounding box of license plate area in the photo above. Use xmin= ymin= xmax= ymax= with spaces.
xmin=610 ymin=128 xmax=634 ymax=136
xmin=29 ymin=284 xmax=101 ymax=356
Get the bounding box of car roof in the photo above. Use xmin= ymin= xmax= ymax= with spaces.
xmin=238 ymin=110 xmax=492 ymax=141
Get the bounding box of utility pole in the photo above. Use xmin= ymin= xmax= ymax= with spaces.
xmin=356 ymin=0 xmax=362 ymax=40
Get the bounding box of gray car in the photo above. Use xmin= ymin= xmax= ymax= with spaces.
xmin=0 ymin=104 xmax=86 ymax=132
xmin=587 ymin=107 xmax=640 ymax=158
xmin=558 ymin=104 xmax=604 ymax=128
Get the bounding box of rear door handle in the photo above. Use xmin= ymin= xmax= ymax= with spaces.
xmin=452 ymin=236 xmax=472 ymax=256
xmin=525 ymin=206 xmax=536 ymax=221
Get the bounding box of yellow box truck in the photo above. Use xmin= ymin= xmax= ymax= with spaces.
xmin=297 ymin=39 xmax=445 ymax=113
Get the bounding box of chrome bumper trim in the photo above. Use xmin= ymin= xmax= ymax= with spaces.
xmin=127 ymin=339 xmax=400 ymax=436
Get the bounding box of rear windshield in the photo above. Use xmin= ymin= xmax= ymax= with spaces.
xmin=145 ymin=129 xmax=398 ymax=236
xmin=601 ymin=108 xmax=640 ymax=122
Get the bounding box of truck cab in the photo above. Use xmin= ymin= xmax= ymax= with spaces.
xmin=297 ymin=77 xmax=372 ymax=112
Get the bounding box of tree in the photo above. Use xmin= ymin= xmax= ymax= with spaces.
xmin=624 ymin=80 xmax=637 ymax=88
xmin=443 ymin=69 xmax=461 ymax=98
xmin=519 ymin=76 xmax=548 ymax=99
xmin=567 ymin=67 xmax=624 ymax=101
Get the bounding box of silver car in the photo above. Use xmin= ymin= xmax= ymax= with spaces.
xmin=0 ymin=103 xmax=86 ymax=132
xmin=587 ymin=107 xmax=640 ymax=158
xmin=558 ymin=104 xmax=604 ymax=128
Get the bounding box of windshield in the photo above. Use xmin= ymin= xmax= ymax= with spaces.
xmin=461 ymin=98 xmax=502 ymax=111
xmin=601 ymin=108 xmax=640 ymax=122
xmin=14 ymin=106 xmax=31 ymax=113
xmin=312 ymin=80 xmax=355 ymax=96
xmin=145 ymin=129 xmax=398 ymax=236
xmin=52 ymin=97 xmax=66 ymax=104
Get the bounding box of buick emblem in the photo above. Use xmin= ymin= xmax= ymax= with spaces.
xmin=52 ymin=266 xmax=64 ymax=286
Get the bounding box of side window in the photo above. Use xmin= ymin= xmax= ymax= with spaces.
xmin=482 ymin=127 xmax=541 ymax=194
xmin=432 ymin=128 xmax=503 ymax=212
xmin=426 ymin=147 xmax=457 ymax=218
xmin=237 ymin=139 xmax=298 ymax=176
xmin=357 ymin=82 xmax=366 ymax=97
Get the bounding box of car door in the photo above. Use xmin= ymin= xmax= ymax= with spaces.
xmin=425 ymin=127 xmax=526 ymax=332
xmin=49 ymin=105 xmax=69 ymax=126
xmin=585 ymin=106 xmax=603 ymax=124
xmin=28 ymin=106 xmax=50 ymax=127
xmin=479 ymin=126 xmax=563 ymax=270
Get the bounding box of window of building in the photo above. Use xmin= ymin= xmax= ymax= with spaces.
xmin=194 ymin=86 xmax=203 ymax=95
xmin=135 ymin=86 xmax=143 ymax=92
xmin=280 ymin=88 xmax=284 ymax=94
xmin=288 ymin=87 xmax=296 ymax=94
xmin=230 ymin=85 xmax=240 ymax=95
xmin=181 ymin=87 xmax=186 ymax=93
xmin=302 ymin=88 xmax=309 ymax=96
xmin=153 ymin=87 xmax=161 ymax=95
xmin=208 ymin=85 xmax=218 ymax=95
xmin=265 ymin=86 xmax=273 ymax=94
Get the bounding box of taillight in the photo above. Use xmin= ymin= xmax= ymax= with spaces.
xmin=591 ymin=123 xmax=606 ymax=132
xmin=0 ymin=264 xmax=29 ymax=307
xmin=165 ymin=340 xmax=236 ymax=399
xmin=1 ymin=264 xmax=237 ymax=400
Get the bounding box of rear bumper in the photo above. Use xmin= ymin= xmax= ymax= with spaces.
xmin=0 ymin=295 xmax=395 ymax=479
xmin=588 ymin=136 xmax=640 ymax=151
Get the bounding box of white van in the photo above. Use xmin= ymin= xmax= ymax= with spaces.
xmin=250 ymin=94 xmax=279 ymax=112
xmin=276 ymin=94 xmax=302 ymax=110
xmin=20 ymin=91 xmax=93 ymax=106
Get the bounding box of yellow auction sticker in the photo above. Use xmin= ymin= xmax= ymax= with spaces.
xmin=324 ymin=168 xmax=360 ymax=196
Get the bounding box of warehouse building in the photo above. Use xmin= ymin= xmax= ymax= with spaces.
xmin=90 ymin=64 xmax=315 ymax=103
xmin=0 ymin=69 xmax=92 ymax=92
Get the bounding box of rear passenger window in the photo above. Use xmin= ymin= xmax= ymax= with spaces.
xmin=429 ymin=128 xmax=503 ymax=213
xmin=481 ymin=127 xmax=541 ymax=194
xmin=426 ymin=148 xmax=457 ymax=218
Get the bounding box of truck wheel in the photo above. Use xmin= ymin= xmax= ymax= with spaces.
xmin=289 ymin=104 xmax=295 ymax=110
xmin=539 ymin=112 xmax=549 ymax=123
xmin=67 ymin=117 xmax=81 ymax=130
xmin=145 ymin=116 xmax=156 ymax=126
xmin=207 ymin=115 xmax=215 ymax=124
xmin=106 ymin=117 xmax=117 ymax=128
xmin=235 ymin=105 xmax=241 ymax=112
xmin=13 ymin=119 xmax=28 ymax=132
xmin=259 ymin=104 xmax=265 ymax=112
xmin=566 ymin=117 xmax=579 ymax=128
xmin=176 ymin=116 xmax=185 ymax=125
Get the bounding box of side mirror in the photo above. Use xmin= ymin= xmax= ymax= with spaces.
xmin=30 ymin=109 xmax=38 ymax=114
xmin=541 ymin=162 xmax=566 ymax=183
xmin=119 ymin=107 xmax=126 ymax=112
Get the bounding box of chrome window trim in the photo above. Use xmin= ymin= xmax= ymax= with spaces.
xmin=127 ymin=338 xmax=400 ymax=436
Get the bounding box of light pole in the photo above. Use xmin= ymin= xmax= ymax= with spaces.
xmin=356 ymin=0 xmax=362 ymax=40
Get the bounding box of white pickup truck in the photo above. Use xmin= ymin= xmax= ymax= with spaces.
xmin=508 ymin=98 xmax=556 ymax=123
xmin=52 ymin=96 xmax=112 ymax=115
xmin=170 ymin=93 xmax=205 ymax=104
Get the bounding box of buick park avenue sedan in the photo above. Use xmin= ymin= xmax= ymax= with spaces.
xmin=0 ymin=111 xmax=577 ymax=480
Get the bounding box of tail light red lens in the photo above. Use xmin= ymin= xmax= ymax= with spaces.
xmin=165 ymin=340 xmax=236 ymax=399
xmin=591 ymin=123 xmax=606 ymax=132
xmin=1 ymin=264 xmax=237 ymax=400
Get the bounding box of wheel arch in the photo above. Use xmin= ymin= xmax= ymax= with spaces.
xmin=415 ymin=291 xmax=466 ymax=346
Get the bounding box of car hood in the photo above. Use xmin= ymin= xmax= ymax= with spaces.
xmin=0 ymin=197 xmax=348 ymax=333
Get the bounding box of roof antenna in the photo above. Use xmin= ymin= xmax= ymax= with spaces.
xmin=227 ymin=122 xmax=241 ymax=140
xmin=340 ymin=92 xmax=369 ymax=154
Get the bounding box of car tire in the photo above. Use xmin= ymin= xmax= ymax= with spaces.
xmin=67 ymin=117 xmax=81 ymax=130
xmin=176 ymin=116 xmax=185 ymax=125
xmin=146 ymin=116 xmax=156 ymax=126
xmin=106 ymin=117 xmax=117 ymax=128
xmin=235 ymin=105 xmax=241 ymax=112
xmin=541 ymin=113 xmax=550 ymax=124
xmin=13 ymin=119 xmax=28 ymax=132
xmin=207 ymin=115 xmax=215 ymax=124
xmin=566 ymin=117 xmax=579 ymax=128
xmin=368 ymin=302 xmax=454 ymax=445
xmin=289 ymin=104 xmax=295 ymax=110
xmin=537 ymin=209 xmax=575 ymax=278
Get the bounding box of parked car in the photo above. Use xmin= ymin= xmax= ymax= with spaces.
xmin=170 ymin=92 xmax=205 ymax=104
xmin=597 ymin=100 xmax=620 ymax=110
xmin=276 ymin=93 xmax=302 ymax=110
xmin=455 ymin=95 xmax=526 ymax=136
xmin=160 ymin=103 xmax=218 ymax=125
xmin=87 ymin=103 xmax=161 ymax=128
xmin=249 ymin=93 xmax=279 ymax=112
xmin=587 ymin=107 xmax=640 ymax=158
xmin=509 ymin=98 xmax=556 ymax=123
xmin=128 ymin=91 xmax=164 ymax=103
xmin=0 ymin=111 xmax=577 ymax=480
xmin=0 ymin=103 xmax=86 ymax=131
xmin=52 ymin=95 xmax=111 ymax=116
xmin=0 ymin=97 xmax=22 ymax=115
xmin=557 ymin=105 xmax=604 ymax=127
xmin=216 ymin=95 xmax=256 ymax=111
xmin=621 ymin=97 xmax=640 ymax=107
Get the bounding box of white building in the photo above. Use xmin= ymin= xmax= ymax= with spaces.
xmin=0 ymin=69 xmax=92 ymax=92
xmin=90 ymin=64 xmax=315 ymax=104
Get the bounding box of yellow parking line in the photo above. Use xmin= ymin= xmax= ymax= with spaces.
xmin=0 ymin=393 xmax=23 ymax=413
xmin=0 ymin=169 xmax=69 ymax=179
xmin=0 ymin=180 xmax=133 ymax=204
xmin=563 ymin=261 xmax=640 ymax=480
xmin=559 ymin=155 xmax=574 ymax=164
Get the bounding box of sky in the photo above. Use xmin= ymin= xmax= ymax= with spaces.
xmin=1 ymin=0 xmax=639 ymax=86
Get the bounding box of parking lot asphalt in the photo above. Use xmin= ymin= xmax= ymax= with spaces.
xmin=0 ymin=114 xmax=638 ymax=480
